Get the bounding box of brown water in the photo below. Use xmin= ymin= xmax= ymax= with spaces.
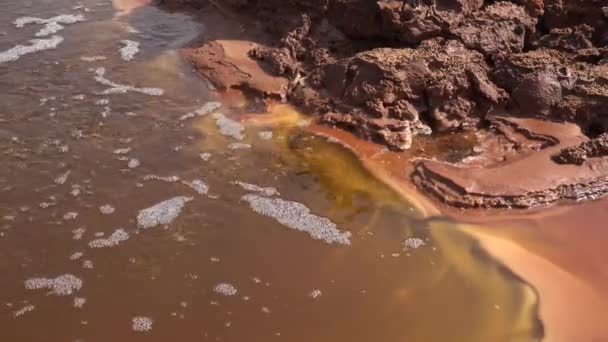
xmin=1 ymin=1 xmax=540 ymax=341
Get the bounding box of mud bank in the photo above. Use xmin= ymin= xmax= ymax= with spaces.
xmin=164 ymin=0 xmax=608 ymax=209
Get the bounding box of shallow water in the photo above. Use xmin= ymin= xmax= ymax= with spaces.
xmin=1 ymin=1 xmax=541 ymax=341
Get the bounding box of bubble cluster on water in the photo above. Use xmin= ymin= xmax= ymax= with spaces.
xmin=81 ymin=55 xmax=106 ymax=62
xmin=0 ymin=35 xmax=64 ymax=64
xmin=13 ymin=304 xmax=35 ymax=318
xmin=93 ymin=67 xmax=164 ymax=96
xmin=258 ymin=131 xmax=273 ymax=140
xmin=72 ymin=227 xmax=86 ymax=240
xmin=63 ymin=212 xmax=78 ymax=220
xmin=88 ymin=228 xmax=129 ymax=248
xmin=212 ymin=113 xmax=244 ymax=140
xmin=24 ymin=274 xmax=82 ymax=296
xmin=119 ymin=40 xmax=139 ymax=61
xmin=132 ymin=316 xmax=153 ymax=332
xmin=95 ymin=98 xmax=110 ymax=106
xmin=137 ymin=197 xmax=193 ymax=229
xmin=184 ymin=179 xmax=209 ymax=195
xmin=128 ymin=158 xmax=140 ymax=169
xmin=82 ymin=260 xmax=93 ymax=269
xmin=99 ymin=204 xmax=115 ymax=215
xmin=70 ymin=252 xmax=84 ymax=260
xmin=309 ymin=289 xmax=322 ymax=299
xmin=200 ymin=153 xmax=211 ymax=161
xmin=241 ymin=194 xmax=351 ymax=245
xmin=229 ymin=143 xmax=251 ymax=150
xmin=261 ymin=306 xmax=271 ymax=314
xmin=73 ymin=297 xmax=86 ymax=308
xmin=235 ymin=181 xmax=279 ymax=197
xmin=143 ymin=175 xmax=180 ymax=183
xmin=14 ymin=14 xmax=85 ymax=37
xmin=214 ymin=283 xmax=237 ymax=296
xmin=54 ymin=170 xmax=71 ymax=185
xmin=179 ymin=101 xmax=222 ymax=121
xmin=403 ymin=237 xmax=426 ymax=250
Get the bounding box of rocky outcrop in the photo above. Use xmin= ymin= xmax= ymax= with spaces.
xmin=163 ymin=0 xmax=608 ymax=208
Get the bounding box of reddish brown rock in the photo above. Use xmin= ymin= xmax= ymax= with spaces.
xmin=553 ymin=133 xmax=608 ymax=165
xmin=450 ymin=2 xmax=536 ymax=59
xmin=185 ymin=40 xmax=289 ymax=97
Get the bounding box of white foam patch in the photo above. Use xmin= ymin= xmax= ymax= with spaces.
xmin=70 ymin=252 xmax=84 ymax=260
xmin=179 ymin=102 xmax=222 ymax=121
xmin=81 ymin=55 xmax=106 ymax=62
xmin=200 ymin=153 xmax=211 ymax=161
xmin=119 ymin=40 xmax=139 ymax=61
xmin=73 ymin=297 xmax=86 ymax=308
xmin=128 ymin=158 xmax=140 ymax=169
xmin=25 ymin=274 xmax=83 ymax=296
xmin=88 ymin=228 xmax=129 ymax=248
xmin=184 ymin=179 xmax=209 ymax=195
xmin=137 ymin=197 xmax=193 ymax=229
xmin=95 ymin=98 xmax=110 ymax=106
xmin=0 ymin=35 xmax=64 ymax=64
xmin=143 ymin=175 xmax=180 ymax=182
xmin=93 ymin=67 xmax=163 ymax=96
xmin=99 ymin=204 xmax=115 ymax=215
xmin=241 ymin=194 xmax=351 ymax=245
xmin=403 ymin=237 xmax=425 ymax=250
xmin=13 ymin=304 xmax=35 ymax=318
xmin=309 ymin=289 xmax=322 ymax=299
xmin=234 ymin=181 xmax=279 ymax=197
xmin=229 ymin=143 xmax=251 ymax=150
xmin=72 ymin=227 xmax=86 ymax=240
xmin=214 ymin=283 xmax=237 ymax=296
xmin=212 ymin=113 xmax=244 ymax=140
xmin=63 ymin=212 xmax=78 ymax=220
xmin=54 ymin=170 xmax=71 ymax=185
xmin=82 ymin=260 xmax=94 ymax=269
xmin=132 ymin=316 xmax=153 ymax=332
xmin=258 ymin=131 xmax=273 ymax=140
xmin=14 ymin=14 xmax=85 ymax=37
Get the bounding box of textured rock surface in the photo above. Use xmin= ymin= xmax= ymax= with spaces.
xmin=163 ymin=0 xmax=608 ymax=208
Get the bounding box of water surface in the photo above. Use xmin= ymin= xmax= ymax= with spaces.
xmin=1 ymin=1 xmax=541 ymax=341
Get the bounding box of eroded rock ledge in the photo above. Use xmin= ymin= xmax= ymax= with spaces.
xmin=162 ymin=0 xmax=608 ymax=209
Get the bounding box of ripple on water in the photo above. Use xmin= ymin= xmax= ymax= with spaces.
xmin=137 ymin=197 xmax=193 ymax=229
xmin=24 ymin=274 xmax=82 ymax=296
xmin=241 ymin=194 xmax=351 ymax=245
